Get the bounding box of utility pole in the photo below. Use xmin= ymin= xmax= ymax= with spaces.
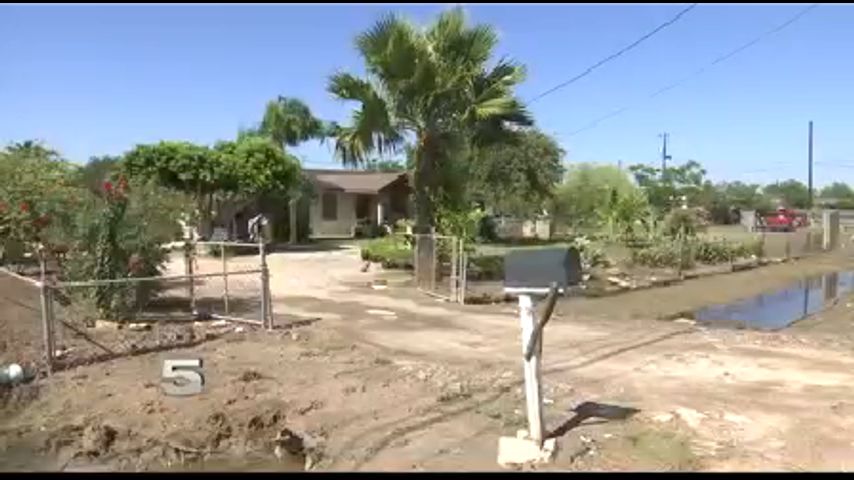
xmin=659 ymin=133 xmax=672 ymax=174
xmin=808 ymin=121 xmax=814 ymax=208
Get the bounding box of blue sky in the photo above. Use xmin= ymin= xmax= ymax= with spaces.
xmin=1 ymin=3 xmax=852 ymax=186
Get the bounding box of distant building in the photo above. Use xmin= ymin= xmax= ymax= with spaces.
xmin=300 ymin=169 xmax=412 ymax=239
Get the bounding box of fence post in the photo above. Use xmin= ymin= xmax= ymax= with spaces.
xmin=459 ymin=238 xmax=467 ymax=305
xmin=430 ymin=233 xmax=437 ymax=293
xmin=185 ymin=240 xmax=196 ymax=312
xmin=412 ymin=234 xmax=419 ymax=290
xmin=259 ymin=241 xmax=272 ymax=331
xmin=38 ymin=254 xmax=54 ymax=375
xmin=450 ymin=237 xmax=458 ymax=303
xmin=221 ymin=245 xmax=230 ymax=314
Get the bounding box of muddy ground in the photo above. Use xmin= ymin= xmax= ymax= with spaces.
xmin=3 ymin=246 xmax=854 ymax=471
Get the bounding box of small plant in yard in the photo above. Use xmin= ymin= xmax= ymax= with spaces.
xmin=568 ymin=235 xmax=608 ymax=270
xmin=631 ymin=239 xmax=695 ymax=270
xmin=360 ymin=235 xmax=413 ymax=269
xmin=436 ymin=205 xmax=486 ymax=246
xmin=663 ymin=208 xmax=707 ymax=239
xmin=632 ymin=236 xmax=764 ymax=270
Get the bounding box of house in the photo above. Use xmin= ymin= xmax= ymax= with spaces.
xmin=299 ymin=169 xmax=412 ymax=239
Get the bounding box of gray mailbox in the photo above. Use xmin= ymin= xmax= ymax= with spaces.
xmin=503 ymin=247 xmax=582 ymax=294
xmin=500 ymin=246 xmax=582 ymax=455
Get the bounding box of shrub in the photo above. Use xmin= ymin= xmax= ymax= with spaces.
xmin=663 ymin=208 xmax=707 ymax=239
xmin=693 ymin=239 xmax=732 ymax=264
xmin=631 ymin=240 xmax=695 ymax=270
xmin=361 ymin=236 xmax=412 ymax=269
xmin=568 ymin=235 xmax=608 ymax=270
xmin=631 ymin=237 xmax=764 ymax=269
xmin=354 ymin=219 xmax=386 ymax=239
xmin=62 ymin=178 xmax=172 ymax=321
xmin=437 ymin=205 xmax=485 ymax=245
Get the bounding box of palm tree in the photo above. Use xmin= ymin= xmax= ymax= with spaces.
xmin=259 ymin=96 xmax=328 ymax=151
xmin=327 ymin=7 xmax=532 ymax=233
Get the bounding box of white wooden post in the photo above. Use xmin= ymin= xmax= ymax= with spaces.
xmin=221 ymin=245 xmax=229 ymax=314
xmin=518 ymin=294 xmax=544 ymax=446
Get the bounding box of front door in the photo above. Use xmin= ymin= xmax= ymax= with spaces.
xmin=355 ymin=194 xmax=372 ymax=220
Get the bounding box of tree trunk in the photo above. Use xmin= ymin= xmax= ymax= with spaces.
xmin=195 ymin=192 xmax=214 ymax=240
xmin=414 ymin=132 xmax=436 ymax=235
xmin=413 ymin=132 xmax=440 ymax=289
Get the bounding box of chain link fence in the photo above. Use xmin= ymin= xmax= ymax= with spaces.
xmin=0 ymin=267 xmax=49 ymax=376
xmin=1 ymin=241 xmax=273 ymax=374
xmin=412 ymin=234 xmax=466 ymax=303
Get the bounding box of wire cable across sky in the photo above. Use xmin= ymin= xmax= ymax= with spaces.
xmin=526 ymin=3 xmax=699 ymax=106
xmin=563 ymin=3 xmax=821 ymax=137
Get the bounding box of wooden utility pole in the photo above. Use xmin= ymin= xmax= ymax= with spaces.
xmin=808 ymin=121 xmax=814 ymax=208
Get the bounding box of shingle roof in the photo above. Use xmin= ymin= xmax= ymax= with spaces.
xmin=304 ymin=169 xmax=408 ymax=194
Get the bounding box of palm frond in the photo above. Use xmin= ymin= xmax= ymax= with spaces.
xmin=429 ymin=8 xmax=497 ymax=70
xmin=260 ymin=97 xmax=325 ymax=148
xmin=327 ymin=73 xmax=375 ymax=102
xmin=328 ymin=72 xmax=404 ymax=166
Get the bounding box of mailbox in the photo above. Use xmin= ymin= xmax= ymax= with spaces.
xmin=503 ymin=247 xmax=582 ymax=293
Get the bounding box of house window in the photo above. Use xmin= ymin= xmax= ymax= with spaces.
xmin=322 ymin=192 xmax=338 ymax=221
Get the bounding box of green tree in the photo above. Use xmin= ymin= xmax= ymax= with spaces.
xmin=123 ymin=141 xmax=223 ymax=236
xmin=363 ymin=158 xmax=405 ymax=172
xmin=628 ymin=160 xmax=707 ymax=211
xmin=694 ymin=181 xmax=771 ymax=224
xmin=470 ymin=129 xmax=565 ymax=216
xmin=259 ymin=96 xmax=328 ymax=151
xmin=123 ymin=138 xmax=301 ymax=237
xmin=552 ymin=163 xmax=639 ymax=229
xmin=213 ymin=136 xmax=302 ymax=195
xmin=0 ymin=141 xmax=79 ymax=254
xmin=763 ymin=179 xmax=810 ymax=209
xmin=77 ymin=155 xmax=122 ymax=195
xmin=327 ymin=8 xmax=532 ymax=233
xmin=819 ymin=182 xmax=854 ymax=200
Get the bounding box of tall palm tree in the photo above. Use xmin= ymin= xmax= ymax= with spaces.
xmin=328 ymin=7 xmax=532 ymax=233
xmin=259 ymin=96 xmax=328 ymax=151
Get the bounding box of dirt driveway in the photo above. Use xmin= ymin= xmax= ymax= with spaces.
xmin=4 ymin=246 xmax=854 ymax=471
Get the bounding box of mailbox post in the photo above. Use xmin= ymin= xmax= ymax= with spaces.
xmin=498 ymin=247 xmax=580 ymax=467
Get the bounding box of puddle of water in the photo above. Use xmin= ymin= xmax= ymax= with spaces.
xmin=693 ymin=270 xmax=854 ymax=331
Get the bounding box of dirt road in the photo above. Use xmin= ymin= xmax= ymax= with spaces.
xmin=4 ymin=246 xmax=854 ymax=471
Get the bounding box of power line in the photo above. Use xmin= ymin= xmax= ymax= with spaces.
xmin=563 ymin=3 xmax=820 ymax=137
xmin=815 ymin=161 xmax=854 ymax=169
xmin=526 ymin=3 xmax=698 ymax=105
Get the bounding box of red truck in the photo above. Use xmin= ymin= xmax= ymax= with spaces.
xmin=755 ymin=207 xmax=809 ymax=232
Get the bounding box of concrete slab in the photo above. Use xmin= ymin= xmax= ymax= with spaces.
xmin=497 ymin=430 xmax=558 ymax=468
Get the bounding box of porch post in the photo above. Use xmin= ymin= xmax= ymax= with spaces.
xmin=376 ymin=200 xmax=384 ymax=227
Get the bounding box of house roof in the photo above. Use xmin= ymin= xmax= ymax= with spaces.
xmin=304 ymin=169 xmax=409 ymax=194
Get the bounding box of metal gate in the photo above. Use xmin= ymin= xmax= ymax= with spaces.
xmin=413 ymin=234 xmax=466 ymax=304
